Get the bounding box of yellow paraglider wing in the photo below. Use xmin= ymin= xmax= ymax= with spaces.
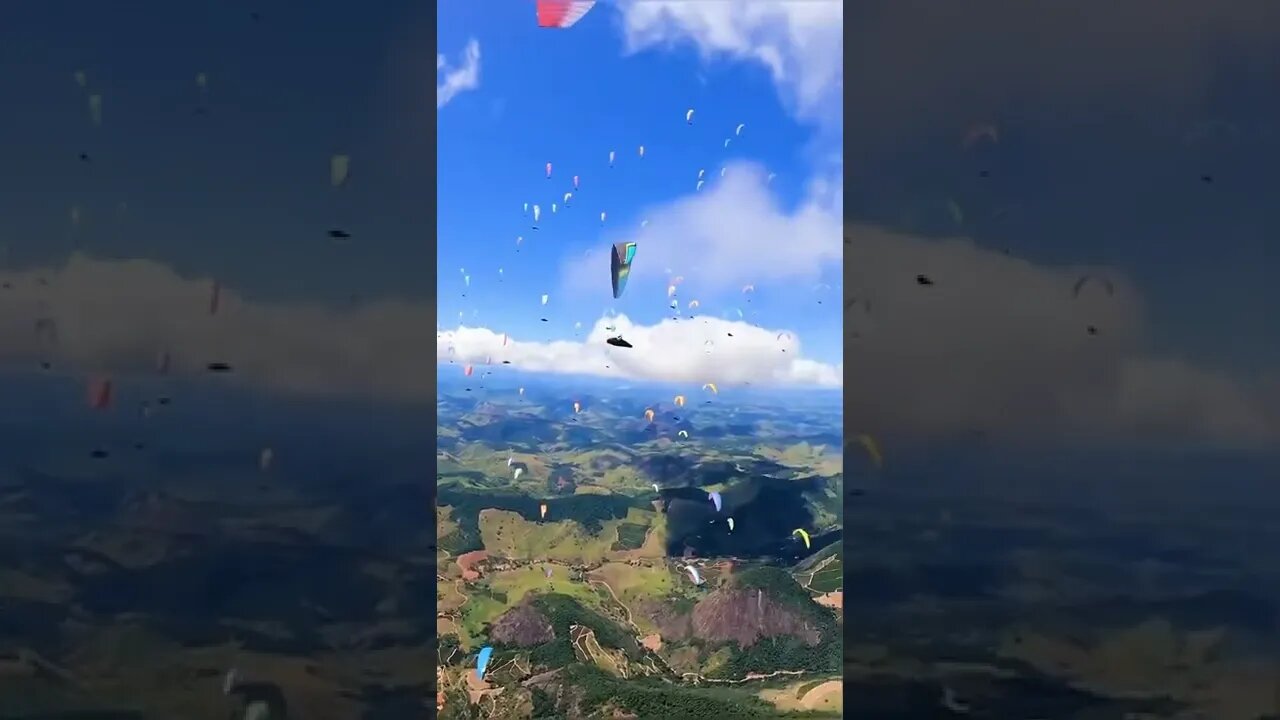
xmin=856 ymin=434 xmax=883 ymax=469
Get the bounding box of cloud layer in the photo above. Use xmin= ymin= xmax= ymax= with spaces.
xmin=439 ymin=315 xmax=841 ymax=389
xmin=437 ymin=38 xmax=481 ymax=109
xmin=0 ymin=255 xmax=433 ymax=402
xmin=842 ymin=224 xmax=1280 ymax=449
xmin=5 ymin=237 xmax=1276 ymax=449
xmin=619 ymin=0 xmax=842 ymax=128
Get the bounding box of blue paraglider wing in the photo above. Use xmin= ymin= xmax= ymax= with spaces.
xmin=476 ymin=646 xmax=494 ymax=680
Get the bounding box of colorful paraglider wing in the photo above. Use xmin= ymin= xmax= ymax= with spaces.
xmin=537 ymin=0 xmax=595 ymax=28
xmin=611 ymin=241 xmax=636 ymax=299
xmin=476 ymin=646 xmax=493 ymax=680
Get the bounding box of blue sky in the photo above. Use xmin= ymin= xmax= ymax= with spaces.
xmin=437 ymin=2 xmax=845 ymax=377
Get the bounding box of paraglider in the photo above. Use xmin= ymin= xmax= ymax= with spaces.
xmin=608 ymin=150 xmax=616 ymax=167
xmin=513 ymin=467 xmax=524 ymax=480
xmin=735 ymin=123 xmax=745 ymax=136
xmin=599 ymin=211 xmax=607 ymax=224
xmin=540 ymin=502 xmax=548 ymax=520
xmin=611 ymin=241 xmax=636 ymax=299
xmin=563 ymin=192 xmax=572 ymax=205
xmin=541 ymin=293 xmax=549 ymax=306
xmin=727 ymin=517 xmax=735 ymax=532
xmin=476 ymin=646 xmax=493 ymax=680
xmin=677 ymin=429 xmax=690 ymax=438
xmin=696 ymin=180 xmax=704 ymax=191
xmin=551 ymin=203 xmax=557 ymax=214
xmin=532 ymin=204 xmax=541 ymax=227
xmin=330 ymin=155 xmax=350 ymax=188
xmin=572 ymin=401 xmax=581 ymax=414
xmin=685 ymin=108 xmax=695 ymax=125
xmin=708 ymin=491 xmax=722 ymax=512
xmin=1072 ymin=274 xmax=1114 ymax=298
xmin=536 ymin=0 xmax=596 ymax=28
xmin=638 ymin=145 xmax=645 ymax=158
xmin=644 ymin=408 xmax=655 ymax=423
xmin=87 ymin=376 xmax=113 ymax=410
xmin=855 ymin=434 xmax=884 ymax=469
xmin=792 ymin=528 xmax=811 ymax=550
xmin=963 ymin=123 xmax=999 ymax=149
xmin=684 ymin=565 xmax=704 ymax=585
xmin=464 ymin=364 xmax=474 ymax=377
xmin=673 ymin=395 xmax=686 ymax=407
xmin=87 ymin=93 xmax=102 ymax=126
xmin=573 ymin=175 xmax=580 ymax=190
xmin=545 ymin=162 xmax=553 ymax=179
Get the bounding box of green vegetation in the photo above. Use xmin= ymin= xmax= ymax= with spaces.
xmin=535 ymin=593 xmax=636 ymax=649
xmin=611 ymin=522 xmax=648 ymax=550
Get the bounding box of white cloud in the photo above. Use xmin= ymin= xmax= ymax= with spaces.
xmin=842 ymin=223 xmax=1280 ymax=450
xmin=561 ymin=162 xmax=841 ymax=296
xmin=437 ymin=38 xmax=481 ymax=109
xmin=0 ymin=255 xmax=433 ymax=402
xmin=438 ymin=315 xmax=841 ymax=389
xmin=618 ymin=0 xmax=842 ymax=127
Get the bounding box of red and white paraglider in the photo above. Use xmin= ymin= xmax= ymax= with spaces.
xmin=536 ymin=0 xmax=596 ymax=29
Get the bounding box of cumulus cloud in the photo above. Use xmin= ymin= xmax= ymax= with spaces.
xmin=437 ymin=38 xmax=481 ymax=109
xmin=439 ymin=315 xmax=841 ymax=389
xmin=562 ymin=162 xmax=841 ymax=296
xmin=0 ymin=255 xmax=433 ymax=402
xmin=842 ymin=224 xmax=1280 ymax=449
xmin=618 ymin=0 xmax=842 ymax=127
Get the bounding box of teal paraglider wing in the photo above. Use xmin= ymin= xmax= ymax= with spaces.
xmin=611 ymin=242 xmax=636 ymax=299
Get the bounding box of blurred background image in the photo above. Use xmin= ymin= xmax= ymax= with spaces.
xmin=839 ymin=1 xmax=1280 ymax=718
xmin=0 ymin=3 xmax=434 ymax=718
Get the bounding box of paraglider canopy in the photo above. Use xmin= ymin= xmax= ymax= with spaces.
xmin=537 ymin=0 xmax=596 ymax=28
xmin=611 ymin=241 xmax=636 ymax=299
xmin=476 ymin=646 xmax=494 ymax=680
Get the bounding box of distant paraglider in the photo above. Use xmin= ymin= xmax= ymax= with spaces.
xmin=792 ymin=528 xmax=811 ymax=550
xmin=330 ymin=154 xmax=350 ymax=188
xmin=476 ymin=646 xmax=493 ymax=680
